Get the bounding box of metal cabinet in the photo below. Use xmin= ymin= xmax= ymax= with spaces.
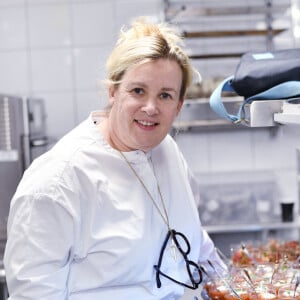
xmin=163 ymin=0 xmax=292 ymax=60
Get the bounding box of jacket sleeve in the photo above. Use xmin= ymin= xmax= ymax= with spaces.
xmin=4 ymin=193 xmax=76 ymax=300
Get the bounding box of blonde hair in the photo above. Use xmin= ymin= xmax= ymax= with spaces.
xmin=105 ymin=17 xmax=197 ymax=99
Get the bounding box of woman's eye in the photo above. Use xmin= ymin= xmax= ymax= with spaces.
xmin=133 ymin=88 xmax=144 ymax=95
xmin=160 ymin=92 xmax=171 ymax=100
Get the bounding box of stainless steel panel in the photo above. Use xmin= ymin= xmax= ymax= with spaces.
xmin=0 ymin=94 xmax=48 ymax=240
xmin=27 ymin=97 xmax=47 ymax=139
xmin=244 ymin=100 xmax=284 ymax=127
xmin=0 ymin=95 xmax=25 ymax=231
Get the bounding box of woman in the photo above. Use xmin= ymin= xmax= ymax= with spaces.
xmin=4 ymin=18 xmax=226 ymax=299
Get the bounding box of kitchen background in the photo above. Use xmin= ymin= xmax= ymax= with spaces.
xmin=1 ymin=0 xmax=300 ymax=246
xmin=1 ymin=1 xmax=300 ymax=299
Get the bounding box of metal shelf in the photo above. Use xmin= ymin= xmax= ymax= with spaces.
xmin=164 ymin=1 xmax=290 ymax=20
xmin=183 ymin=28 xmax=286 ymax=38
xmin=189 ymin=53 xmax=244 ymax=59
xmin=205 ymin=218 xmax=300 ymax=255
xmin=172 ymin=97 xmax=262 ymax=132
xmin=164 ymin=0 xmax=291 ymax=63
xmin=204 ymin=218 xmax=300 ymax=234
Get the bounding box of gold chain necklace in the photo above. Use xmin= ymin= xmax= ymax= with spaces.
xmin=118 ymin=150 xmax=177 ymax=261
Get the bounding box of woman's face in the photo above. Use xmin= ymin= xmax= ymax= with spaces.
xmin=107 ymin=58 xmax=183 ymax=152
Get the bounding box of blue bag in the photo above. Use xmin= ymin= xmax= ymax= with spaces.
xmin=209 ymin=48 xmax=300 ymax=124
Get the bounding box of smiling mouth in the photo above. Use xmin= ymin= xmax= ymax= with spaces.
xmin=135 ymin=120 xmax=159 ymax=127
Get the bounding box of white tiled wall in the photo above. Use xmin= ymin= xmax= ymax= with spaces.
xmin=176 ymin=125 xmax=300 ymax=205
xmin=0 ymin=0 xmax=162 ymax=137
xmin=0 ymin=0 xmax=300 ymax=213
xmin=1 ymin=1 xmax=300 ymax=299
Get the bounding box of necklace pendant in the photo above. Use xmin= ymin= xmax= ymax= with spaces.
xmin=170 ymin=238 xmax=177 ymax=262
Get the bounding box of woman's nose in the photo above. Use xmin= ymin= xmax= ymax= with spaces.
xmin=141 ymin=98 xmax=159 ymax=115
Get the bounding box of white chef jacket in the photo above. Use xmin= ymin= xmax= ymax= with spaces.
xmin=4 ymin=111 xmax=223 ymax=300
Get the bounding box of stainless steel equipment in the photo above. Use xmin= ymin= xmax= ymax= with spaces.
xmin=0 ymin=261 xmax=7 ymax=300
xmin=0 ymin=94 xmax=49 ymax=236
xmin=0 ymin=94 xmax=49 ymax=299
xmin=244 ymin=98 xmax=300 ymax=127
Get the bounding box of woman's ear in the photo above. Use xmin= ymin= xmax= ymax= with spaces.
xmin=176 ymin=99 xmax=184 ymax=116
xmin=108 ymin=85 xmax=116 ymax=105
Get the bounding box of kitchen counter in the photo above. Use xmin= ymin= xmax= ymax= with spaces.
xmin=203 ymin=215 xmax=300 ymax=257
xmin=204 ymin=216 xmax=300 ymax=234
